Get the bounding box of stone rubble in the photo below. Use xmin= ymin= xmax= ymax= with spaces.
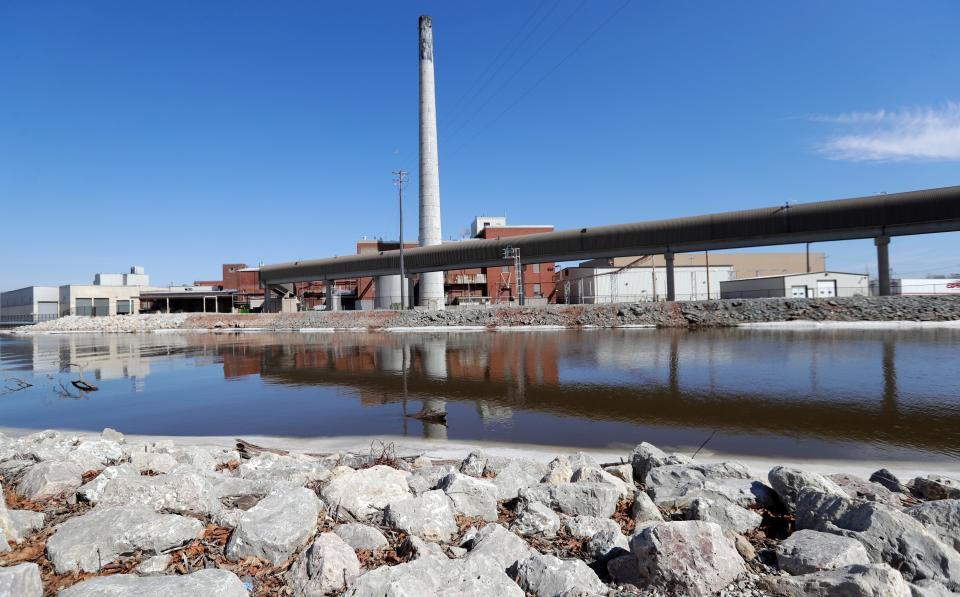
xmin=15 ymin=295 xmax=960 ymax=334
xmin=2 ymin=429 xmax=960 ymax=595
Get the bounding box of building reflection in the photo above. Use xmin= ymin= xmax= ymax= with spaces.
xmin=6 ymin=328 xmax=958 ymax=457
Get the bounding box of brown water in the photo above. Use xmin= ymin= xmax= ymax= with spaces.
xmin=1 ymin=328 xmax=958 ymax=461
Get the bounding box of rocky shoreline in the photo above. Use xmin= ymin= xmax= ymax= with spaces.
xmin=8 ymin=296 xmax=960 ymax=334
xmin=2 ymin=430 xmax=959 ymax=596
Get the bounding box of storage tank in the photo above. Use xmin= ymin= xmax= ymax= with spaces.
xmin=375 ymin=275 xmax=403 ymax=309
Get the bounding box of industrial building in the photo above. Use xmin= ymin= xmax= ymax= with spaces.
xmin=720 ymin=271 xmax=869 ymax=299
xmin=138 ymin=286 xmax=235 ymax=314
xmin=0 ymin=286 xmax=60 ymax=324
xmin=561 ymin=263 xmax=734 ymax=303
xmin=881 ymin=277 xmax=960 ymax=296
xmin=559 ymin=251 xmax=828 ymax=303
xmin=445 ymin=218 xmax=556 ymax=305
xmin=195 ymin=263 xmax=264 ymax=311
xmin=56 ymin=266 xmax=155 ymax=316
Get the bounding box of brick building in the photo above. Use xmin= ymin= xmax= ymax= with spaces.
xmin=445 ymin=219 xmax=557 ymax=304
xmin=195 ymin=263 xmax=264 ymax=311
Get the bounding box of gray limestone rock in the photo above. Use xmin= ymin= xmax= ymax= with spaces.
xmin=67 ymin=439 xmax=124 ymax=471
xmin=238 ymin=453 xmax=330 ymax=485
xmin=0 ymin=563 xmax=42 ymax=597
xmin=321 ymin=465 xmax=411 ymax=521
xmin=686 ymin=496 xmax=763 ymax=534
xmin=345 ymin=554 xmax=524 ymax=597
xmin=585 ymin=527 xmax=629 ymax=561
xmin=16 ymin=460 xmax=84 ymax=501
xmin=130 ymin=451 xmax=178 ymax=474
xmin=520 ymin=482 xmax=619 ymax=518
xmin=572 ymin=465 xmax=633 ymax=497
xmin=225 ymin=486 xmax=323 ymax=565
xmin=490 ymin=460 xmax=543 ymax=500
xmin=541 ymin=453 xmax=599 ymax=485
xmin=869 ymin=469 xmax=910 ymax=494
xmin=101 ymin=428 xmax=125 ymax=443
xmin=399 ymin=535 xmax=448 ymax=561
xmin=3 ymin=509 xmax=45 ymax=543
xmin=564 ymin=515 xmax=622 ymax=539
xmin=333 ymin=523 xmax=389 ymax=551
xmin=406 ymin=464 xmax=456 ymax=496
xmin=512 ymin=500 xmax=561 ymax=538
xmin=467 ymin=523 xmax=536 ymax=570
xmin=286 ymin=532 xmax=360 ymax=596
xmin=98 ymin=471 xmax=219 ymax=515
xmin=906 ymin=499 xmax=960 ymax=552
xmin=796 ymin=488 xmax=960 ymax=589
xmin=513 ymin=553 xmax=605 ymax=597
xmin=776 ymin=529 xmax=871 ymax=575
xmin=768 ymin=466 xmax=847 ymax=512
xmin=631 ymin=491 xmax=664 ymax=524
xmin=629 ymin=520 xmax=747 ymax=597
xmin=135 ymin=555 xmax=171 ymax=575
xmin=608 ymin=552 xmax=644 ymax=587
xmin=438 ymin=472 xmax=498 ymax=521
xmin=604 ymin=463 xmax=634 ymax=486
xmin=58 ymin=569 xmax=248 ymax=597
xmin=459 ymin=450 xmax=487 ymax=477
xmin=384 ymin=489 xmax=457 ymax=541
xmin=630 ymin=441 xmax=691 ymax=484
xmin=46 ymin=505 xmax=203 ymax=573
xmin=829 ymin=473 xmax=907 ymax=507
xmin=766 ymin=563 xmax=911 ymax=597
xmin=912 ymin=475 xmax=960 ymax=501
xmin=76 ymin=462 xmax=138 ymax=503
xmin=646 ymin=463 xmax=777 ymax=510
xmin=909 ymin=579 xmax=956 ymax=597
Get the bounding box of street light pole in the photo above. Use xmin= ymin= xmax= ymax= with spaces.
xmin=393 ymin=170 xmax=408 ymax=309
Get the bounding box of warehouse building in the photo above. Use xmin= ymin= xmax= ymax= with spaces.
xmin=559 ymin=251 xmax=826 ymax=303
xmin=0 ymin=286 xmax=60 ymax=324
xmin=720 ymin=271 xmax=869 ymax=299
xmin=560 ymin=264 xmax=734 ymax=303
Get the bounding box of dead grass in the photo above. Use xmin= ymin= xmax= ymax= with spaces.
xmin=612 ymin=497 xmax=636 ymax=536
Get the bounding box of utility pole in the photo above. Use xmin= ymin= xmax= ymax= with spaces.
xmin=393 ymin=170 xmax=408 ymax=309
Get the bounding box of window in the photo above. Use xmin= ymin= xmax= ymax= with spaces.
xmin=93 ymin=298 xmax=109 ymax=317
xmin=532 ymin=263 xmax=541 ymax=273
xmin=76 ymin=298 xmax=93 ymax=317
xmin=502 ymin=265 xmax=510 ymax=273
xmin=533 ymin=284 xmax=542 ymax=296
xmin=117 ymin=300 xmax=132 ymax=315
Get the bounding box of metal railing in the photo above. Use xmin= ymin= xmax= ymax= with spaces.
xmin=0 ymin=314 xmax=59 ymax=325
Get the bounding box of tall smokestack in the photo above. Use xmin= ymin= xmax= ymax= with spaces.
xmin=418 ymin=15 xmax=445 ymax=310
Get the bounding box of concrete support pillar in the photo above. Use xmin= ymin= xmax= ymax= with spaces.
xmin=325 ymin=281 xmax=336 ymax=311
xmin=665 ymin=252 xmax=676 ymax=302
xmin=875 ymin=236 xmax=891 ymax=296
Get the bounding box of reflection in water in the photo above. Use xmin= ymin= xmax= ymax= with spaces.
xmin=1 ymin=328 xmax=959 ymax=461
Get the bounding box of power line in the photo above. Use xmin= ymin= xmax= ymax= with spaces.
xmin=447 ymin=0 xmax=633 ymax=158
xmin=440 ymin=0 xmax=550 ymax=130
xmin=442 ymin=0 xmax=560 ymax=134
xmin=444 ymin=0 xmax=588 ymax=144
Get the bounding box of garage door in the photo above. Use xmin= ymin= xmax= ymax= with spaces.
xmin=38 ymin=301 xmax=58 ymax=316
xmin=816 ymin=280 xmax=837 ymax=297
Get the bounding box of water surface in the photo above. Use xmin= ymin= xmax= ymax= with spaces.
xmin=1 ymin=328 xmax=958 ymax=461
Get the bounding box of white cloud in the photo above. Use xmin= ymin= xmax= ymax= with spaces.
xmin=812 ymin=102 xmax=960 ymax=162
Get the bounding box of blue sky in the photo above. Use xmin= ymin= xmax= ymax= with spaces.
xmin=1 ymin=0 xmax=959 ymax=290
